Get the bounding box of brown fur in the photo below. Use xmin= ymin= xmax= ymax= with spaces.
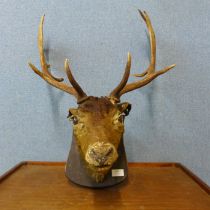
xmin=68 ymin=97 xmax=131 ymax=182
xmin=79 ymin=97 xmax=114 ymax=113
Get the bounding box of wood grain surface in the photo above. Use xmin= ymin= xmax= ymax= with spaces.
xmin=0 ymin=162 xmax=210 ymax=210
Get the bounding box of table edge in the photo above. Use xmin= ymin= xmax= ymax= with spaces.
xmin=0 ymin=161 xmax=209 ymax=194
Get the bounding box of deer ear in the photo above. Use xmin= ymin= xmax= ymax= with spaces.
xmin=118 ymin=102 xmax=132 ymax=116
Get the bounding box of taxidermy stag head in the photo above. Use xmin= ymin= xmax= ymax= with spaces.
xmin=28 ymin=10 xmax=175 ymax=184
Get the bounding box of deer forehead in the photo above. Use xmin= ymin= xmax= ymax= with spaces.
xmin=77 ymin=97 xmax=119 ymax=118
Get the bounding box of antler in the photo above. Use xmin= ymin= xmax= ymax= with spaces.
xmin=109 ymin=10 xmax=176 ymax=101
xmin=28 ymin=15 xmax=87 ymax=103
xmin=109 ymin=52 xmax=131 ymax=102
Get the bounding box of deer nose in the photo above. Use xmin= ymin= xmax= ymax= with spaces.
xmin=90 ymin=147 xmax=113 ymax=166
xmin=85 ymin=142 xmax=118 ymax=167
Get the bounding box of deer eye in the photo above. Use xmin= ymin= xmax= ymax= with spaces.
xmin=67 ymin=109 xmax=79 ymax=124
xmin=69 ymin=115 xmax=78 ymax=124
xmin=118 ymin=113 xmax=125 ymax=123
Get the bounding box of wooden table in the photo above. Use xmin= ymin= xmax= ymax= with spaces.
xmin=0 ymin=161 xmax=210 ymax=210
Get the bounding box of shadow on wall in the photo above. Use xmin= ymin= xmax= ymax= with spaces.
xmin=124 ymin=82 xmax=157 ymax=162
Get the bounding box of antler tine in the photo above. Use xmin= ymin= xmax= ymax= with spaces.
xmin=109 ymin=52 xmax=131 ymax=102
xmin=138 ymin=10 xmax=156 ymax=75
xmin=38 ymin=15 xmax=64 ymax=82
xmin=115 ymin=10 xmax=176 ymax=98
xmin=28 ymin=62 xmax=78 ymax=96
xmin=65 ymin=59 xmax=88 ymax=103
xmin=29 ymin=15 xmax=87 ymax=102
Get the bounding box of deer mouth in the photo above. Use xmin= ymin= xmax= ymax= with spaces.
xmin=87 ymin=163 xmax=112 ymax=174
xmin=86 ymin=156 xmax=116 ymax=173
xmin=95 ymin=165 xmax=111 ymax=172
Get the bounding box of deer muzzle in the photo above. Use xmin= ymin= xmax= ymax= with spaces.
xmin=85 ymin=142 xmax=118 ymax=169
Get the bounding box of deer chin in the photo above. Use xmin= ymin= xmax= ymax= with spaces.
xmin=87 ymin=164 xmax=112 ymax=183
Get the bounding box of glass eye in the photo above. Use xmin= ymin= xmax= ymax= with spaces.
xmin=67 ymin=109 xmax=79 ymax=124
xmin=69 ymin=115 xmax=78 ymax=124
xmin=118 ymin=113 xmax=125 ymax=123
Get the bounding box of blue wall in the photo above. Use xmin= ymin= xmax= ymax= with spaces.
xmin=0 ymin=0 xmax=210 ymax=185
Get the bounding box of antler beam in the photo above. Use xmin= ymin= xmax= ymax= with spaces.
xmin=109 ymin=10 xmax=176 ymax=101
xmin=28 ymin=15 xmax=87 ymax=102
